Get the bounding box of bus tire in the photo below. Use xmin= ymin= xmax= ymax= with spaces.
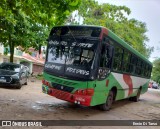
xmin=100 ymin=91 xmax=114 ymax=111
xmin=130 ymin=88 xmax=141 ymax=102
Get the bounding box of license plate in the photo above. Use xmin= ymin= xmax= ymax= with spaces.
xmin=0 ymin=79 xmax=6 ymax=82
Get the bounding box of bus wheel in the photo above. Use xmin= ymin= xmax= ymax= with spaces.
xmin=130 ymin=88 xmax=141 ymax=102
xmin=100 ymin=91 xmax=114 ymax=111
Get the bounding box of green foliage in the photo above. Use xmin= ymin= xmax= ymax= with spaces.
xmin=152 ymin=58 xmax=160 ymax=84
xmin=0 ymin=0 xmax=81 ymax=62
xmin=36 ymin=73 xmax=44 ymax=80
xmin=70 ymin=0 xmax=153 ymax=58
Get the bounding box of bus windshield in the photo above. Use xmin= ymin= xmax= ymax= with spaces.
xmin=44 ymin=26 xmax=101 ymax=80
xmin=47 ymin=44 xmax=94 ymax=67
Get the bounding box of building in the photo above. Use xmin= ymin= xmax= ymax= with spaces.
xmin=0 ymin=44 xmax=45 ymax=75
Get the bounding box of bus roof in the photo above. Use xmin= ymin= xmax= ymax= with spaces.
xmin=52 ymin=25 xmax=102 ymax=29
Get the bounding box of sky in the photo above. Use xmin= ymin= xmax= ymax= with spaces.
xmin=96 ymin=0 xmax=160 ymax=62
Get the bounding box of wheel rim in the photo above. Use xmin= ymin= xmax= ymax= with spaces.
xmin=107 ymin=93 xmax=113 ymax=107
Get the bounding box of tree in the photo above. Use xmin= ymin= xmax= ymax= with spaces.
xmin=68 ymin=0 xmax=153 ymax=58
xmin=152 ymin=58 xmax=160 ymax=84
xmin=0 ymin=0 xmax=81 ymax=62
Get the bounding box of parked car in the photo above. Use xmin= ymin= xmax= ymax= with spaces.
xmin=0 ymin=62 xmax=28 ymax=89
xmin=152 ymin=82 xmax=159 ymax=89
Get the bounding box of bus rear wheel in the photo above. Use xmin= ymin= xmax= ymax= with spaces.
xmin=129 ymin=88 xmax=141 ymax=102
xmin=100 ymin=91 xmax=114 ymax=111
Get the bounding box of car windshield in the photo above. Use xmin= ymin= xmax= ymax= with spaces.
xmin=0 ymin=63 xmax=20 ymax=72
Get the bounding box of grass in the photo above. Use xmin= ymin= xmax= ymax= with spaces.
xmin=36 ymin=74 xmax=44 ymax=80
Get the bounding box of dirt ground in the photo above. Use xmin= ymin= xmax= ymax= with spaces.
xmin=0 ymin=79 xmax=159 ymax=129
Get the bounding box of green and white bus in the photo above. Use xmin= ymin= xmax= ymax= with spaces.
xmin=42 ymin=25 xmax=152 ymax=110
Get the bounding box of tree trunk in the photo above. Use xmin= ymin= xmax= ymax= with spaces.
xmin=8 ymin=34 xmax=14 ymax=63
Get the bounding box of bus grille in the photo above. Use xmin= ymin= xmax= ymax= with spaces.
xmin=51 ymin=82 xmax=74 ymax=93
xmin=50 ymin=77 xmax=77 ymax=86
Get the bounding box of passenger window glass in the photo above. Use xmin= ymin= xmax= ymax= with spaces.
xmin=100 ymin=38 xmax=114 ymax=68
xmin=113 ymin=45 xmax=123 ymax=71
xmin=123 ymin=51 xmax=131 ymax=73
xmin=100 ymin=44 xmax=106 ymax=67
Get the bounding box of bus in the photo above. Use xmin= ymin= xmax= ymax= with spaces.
xmin=42 ymin=25 xmax=152 ymax=110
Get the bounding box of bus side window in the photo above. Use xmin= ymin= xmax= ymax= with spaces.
xmin=123 ymin=50 xmax=131 ymax=73
xmin=106 ymin=44 xmax=114 ymax=68
xmin=100 ymin=40 xmax=114 ymax=68
xmin=100 ymin=36 xmax=107 ymax=67
xmin=130 ymin=55 xmax=137 ymax=74
xmin=135 ymin=59 xmax=141 ymax=75
xmin=98 ymin=38 xmax=114 ymax=80
xmin=113 ymin=45 xmax=123 ymax=71
xmin=100 ymin=37 xmax=114 ymax=68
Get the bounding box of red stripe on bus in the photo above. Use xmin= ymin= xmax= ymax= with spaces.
xmin=123 ymin=74 xmax=133 ymax=96
xmin=100 ymin=28 xmax=108 ymax=40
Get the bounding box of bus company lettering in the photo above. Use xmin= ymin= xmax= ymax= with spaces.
xmin=49 ymin=40 xmax=67 ymax=46
xmin=66 ymin=67 xmax=89 ymax=75
xmin=49 ymin=40 xmax=93 ymax=48
xmin=61 ymin=41 xmax=68 ymax=46
xmin=45 ymin=64 xmax=61 ymax=70
xmin=49 ymin=40 xmax=59 ymax=45
xmin=72 ymin=42 xmax=93 ymax=48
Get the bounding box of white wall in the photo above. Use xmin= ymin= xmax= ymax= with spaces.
xmin=0 ymin=55 xmax=3 ymax=63
xmin=0 ymin=44 xmax=4 ymax=54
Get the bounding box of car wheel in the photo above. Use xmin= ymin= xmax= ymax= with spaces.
xmin=24 ymin=79 xmax=28 ymax=85
xmin=24 ymin=81 xmax=27 ymax=85
xmin=100 ymin=91 xmax=114 ymax=111
xmin=16 ymin=83 xmax=22 ymax=89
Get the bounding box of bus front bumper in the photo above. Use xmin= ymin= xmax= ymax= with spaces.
xmin=42 ymin=85 xmax=92 ymax=106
